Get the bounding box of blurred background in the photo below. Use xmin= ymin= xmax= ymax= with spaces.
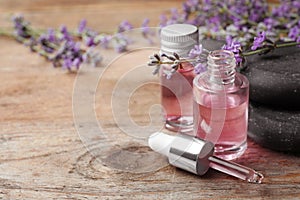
xmin=0 ymin=0 xmax=185 ymax=32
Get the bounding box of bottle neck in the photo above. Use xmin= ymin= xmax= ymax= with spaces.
xmin=207 ymin=50 xmax=236 ymax=85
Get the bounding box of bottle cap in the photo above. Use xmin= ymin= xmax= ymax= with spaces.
xmin=148 ymin=132 xmax=214 ymax=175
xmin=160 ymin=24 xmax=198 ymax=57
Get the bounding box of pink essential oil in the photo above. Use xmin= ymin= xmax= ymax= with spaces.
xmin=160 ymin=24 xmax=199 ymax=132
xmin=193 ymin=50 xmax=249 ymax=160
xmin=161 ymin=62 xmax=195 ymax=132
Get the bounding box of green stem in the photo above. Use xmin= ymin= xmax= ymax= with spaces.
xmin=277 ymin=42 xmax=300 ymax=48
xmin=242 ymin=47 xmax=269 ymax=56
xmin=242 ymin=42 xmax=300 ymax=56
xmin=160 ymin=58 xmax=197 ymax=65
xmin=0 ymin=28 xmax=15 ymax=39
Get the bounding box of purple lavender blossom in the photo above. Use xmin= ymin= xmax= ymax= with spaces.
xmin=77 ymin=19 xmax=100 ymax=47
xmin=78 ymin=19 xmax=87 ymax=34
xmin=188 ymin=44 xmax=203 ymax=58
xmin=63 ymin=58 xmax=73 ymax=70
xmin=170 ymin=8 xmax=180 ymax=22
xmin=288 ymin=21 xmax=300 ymax=42
xmin=251 ymin=31 xmax=266 ymax=50
xmin=12 ymin=15 xmax=31 ymax=39
xmin=84 ymin=48 xmax=102 ymax=67
xmin=182 ymin=0 xmax=198 ymax=15
xmin=117 ymin=20 xmax=133 ymax=33
xmin=53 ymin=40 xmax=85 ymax=70
xmin=208 ymin=16 xmax=221 ymax=32
xmin=84 ymin=30 xmax=99 ymax=47
xmin=39 ymin=37 xmax=54 ymax=53
xmin=141 ymin=18 xmax=154 ymax=44
xmin=38 ymin=28 xmax=58 ymax=53
xmin=159 ymin=14 xmax=168 ymax=28
xmin=222 ymin=36 xmax=243 ymax=65
xmin=47 ymin=29 xmax=56 ymax=42
xmin=99 ymin=35 xmax=111 ymax=49
xmin=85 ymin=37 xmax=95 ymax=47
xmin=113 ymin=33 xmax=129 ymax=53
xmin=293 ymin=1 xmax=300 ymax=9
xmin=272 ymin=1 xmax=291 ymax=18
xmin=194 ymin=62 xmax=207 ymax=74
xmin=263 ymin=17 xmax=278 ymax=30
xmin=60 ymin=25 xmax=72 ymax=41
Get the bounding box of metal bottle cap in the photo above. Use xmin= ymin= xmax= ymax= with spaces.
xmin=160 ymin=24 xmax=198 ymax=57
xmin=149 ymin=132 xmax=214 ymax=175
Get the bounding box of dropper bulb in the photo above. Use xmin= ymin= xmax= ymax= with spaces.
xmin=148 ymin=132 xmax=174 ymax=157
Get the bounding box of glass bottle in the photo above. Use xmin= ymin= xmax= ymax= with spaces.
xmin=160 ymin=24 xmax=198 ymax=133
xmin=193 ymin=50 xmax=249 ymax=160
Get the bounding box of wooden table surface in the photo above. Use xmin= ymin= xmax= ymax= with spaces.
xmin=0 ymin=0 xmax=299 ymax=199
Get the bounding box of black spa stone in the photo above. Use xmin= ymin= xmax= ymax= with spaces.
xmin=248 ymin=102 xmax=300 ymax=153
xmin=242 ymin=46 xmax=300 ymax=109
xmin=201 ymin=39 xmax=225 ymax=51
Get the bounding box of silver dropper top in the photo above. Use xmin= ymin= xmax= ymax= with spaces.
xmin=149 ymin=132 xmax=264 ymax=183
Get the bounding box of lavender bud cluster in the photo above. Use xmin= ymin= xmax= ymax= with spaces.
xmin=148 ymin=44 xmax=209 ymax=78
xmin=160 ymin=0 xmax=300 ymax=46
xmin=10 ymin=16 xmax=155 ymax=71
xmin=12 ymin=16 xmax=103 ymax=71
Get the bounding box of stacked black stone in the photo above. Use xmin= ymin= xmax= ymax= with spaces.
xmin=242 ymin=46 xmax=300 ymax=153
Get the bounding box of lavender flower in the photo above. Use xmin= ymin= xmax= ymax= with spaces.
xmin=60 ymin=25 xmax=72 ymax=41
xmin=54 ymin=41 xmax=85 ymax=70
xmin=188 ymin=44 xmax=203 ymax=58
xmin=288 ymin=21 xmax=300 ymax=43
xmin=99 ymin=35 xmax=111 ymax=49
xmin=84 ymin=48 xmax=102 ymax=67
xmin=78 ymin=19 xmax=87 ymax=34
xmin=38 ymin=29 xmax=58 ymax=53
xmin=170 ymin=8 xmax=180 ymax=22
xmin=182 ymin=0 xmax=198 ymax=15
xmin=141 ymin=18 xmax=154 ymax=44
xmin=159 ymin=14 xmax=168 ymax=28
xmin=187 ymin=44 xmax=209 ymax=74
xmin=263 ymin=17 xmax=278 ymax=31
xmin=148 ymin=47 xmax=209 ymax=78
xmin=9 ymin=15 xmax=106 ymax=71
xmin=12 ymin=15 xmax=31 ymax=39
xmin=113 ymin=33 xmax=130 ymax=53
xmin=251 ymin=31 xmax=266 ymax=50
xmin=84 ymin=30 xmax=99 ymax=47
xmin=194 ymin=62 xmax=207 ymax=74
xmin=8 ymin=0 xmax=300 ymax=75
xmin=222 ymin=36 xmax=244 ymax=66
xmin=117 ymin=20 xmax=133 ymax=33
xmin=76 ymin=20 xmax=100 ymax=47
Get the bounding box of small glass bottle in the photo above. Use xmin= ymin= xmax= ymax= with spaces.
xmin=160 ymin=24 xmax=198 ymax=133
xmin=193 ymin=50 xmax=249 ymax=160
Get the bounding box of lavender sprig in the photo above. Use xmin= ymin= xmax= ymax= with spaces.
xmin=223 ymin=31 xmax=300 ymax=68
xmin=149 ymin=31 xmax=300 ymax=77
xmin=8 ymin=15 xmax=102 ymax=71
xmin=141 ymin=18 xmax=155 ymax=44
xmin=148 ymin=44 xmax=209 ymax=78
xmin=3 ymin=1 xmax=300 ymax=74
xmin=160 ymin=0 xmax=300 ymax=47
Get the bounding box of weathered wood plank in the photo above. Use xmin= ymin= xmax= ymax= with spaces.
xmin=0 ymin=122 xmax=299 ymax=199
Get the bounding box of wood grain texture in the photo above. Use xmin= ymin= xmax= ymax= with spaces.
xmin=0 ymin=0 xmax=299 ymax=199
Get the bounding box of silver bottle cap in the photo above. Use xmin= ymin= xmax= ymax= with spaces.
xmin=148 ymin=132 xmax=214 ymax=175
xmin=160 ymin=24 xmax=198 ymax=57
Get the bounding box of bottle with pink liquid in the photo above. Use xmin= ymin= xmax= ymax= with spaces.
xmin=160 ymin=24 xmax=198 ymax=133
xmin=193 ymin=50 xmax=249 ymax=160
